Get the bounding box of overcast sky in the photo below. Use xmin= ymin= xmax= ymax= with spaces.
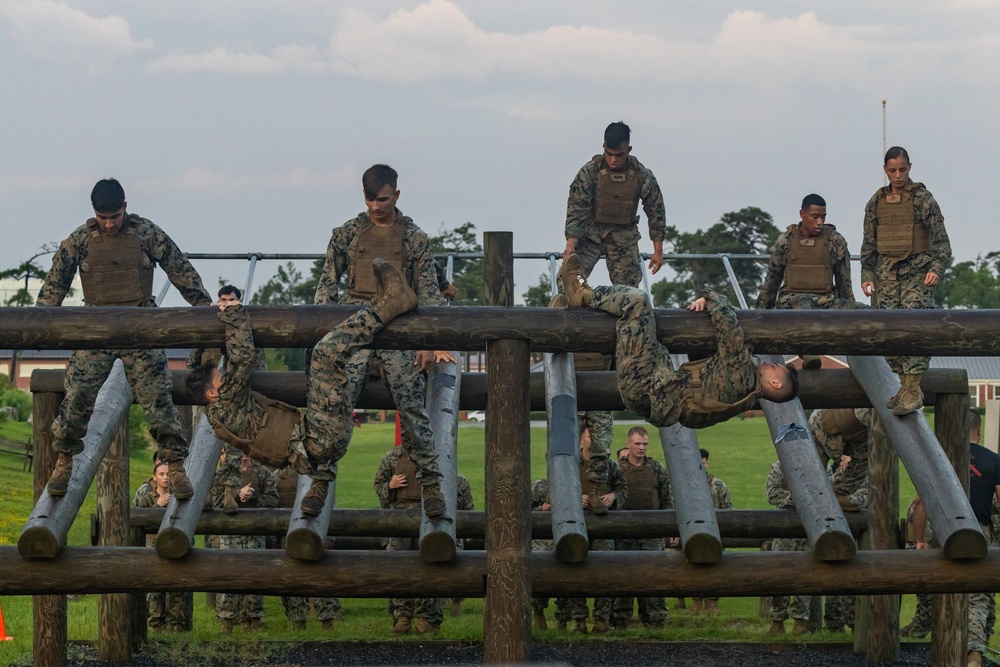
xmin=2 ymin=0 xmax=997 ymax=305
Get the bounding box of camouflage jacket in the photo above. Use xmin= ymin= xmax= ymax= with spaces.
xmin=619 ymin=456 xmax=673 ymax=509
xmin=133 ymin=479 xmax=159 ymax=508
xmin=37 ymin=213 xmax=212 ymax=307
xmin=313 ymin=210 xmax=445 ymax=307
xmin=707 ymin=472 xmax=733 ymax=510
xmin=374 ymin=447 xmax=474 ymax=510
xmin=754 ymin=224 xmax=855 ymax=309
xmin=832 ymin=461 xmax=869 ymax=510
xmin=765 ymin=461 xmax=793 ymax=510
xmin=208 ymin=458 xmax=279 ymax=509
xmin=809 ymin=408 xmax=870 ymax=509
xmin=565 ymin=156 xmax=667 ymax=243
xmin=581 ymin=456 xmax=629 ymax=510
xmin=860 ymin=180 xmax=952 ymax=284
xmin=531 ymin=479 xmax=551 ymax=510
xmin=205 ymin=305 xmax=271 ymax=443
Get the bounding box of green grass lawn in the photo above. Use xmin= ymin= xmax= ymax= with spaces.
xmin=0 ymin=415 xmax=944 ymax=665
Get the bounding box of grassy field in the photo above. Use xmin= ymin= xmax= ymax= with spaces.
xmin=0 ymin=414 xmax=942 ymax=665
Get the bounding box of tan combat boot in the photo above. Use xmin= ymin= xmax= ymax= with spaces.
xmin=422 ymin=483 xmax=446 ymax=519
xmin=800 ymin=355 xmax=822 ymax=370
xmin=46 ymin=451 xmax=74 ymax=497
xmin=322 ymin=620 xmax=334 ymax=631
xmin=243 ymin=618 xmax=263 ymax=632
xmin=690 ymin=598 xmax=703 ymax=615
xmin=968 ymin=649 xmax=983 ymax=667
xmin=414 ymin=618 xmax=438 ymax=634
xmin=167 ymin=461 xmax=194 ymax=500
xmin=219 ymin=619 xmax=233 ymax=634
xmin=533 ymin=610 xmax=548 ymax=630
xmin=222 ymin=486 xmax=239 ymax=514
xmin=371 ymin=259 xmax=418 ymax=324
xmin=591 ymin=618 xmax=609 ymax=634
xmin=301 ymin=479 xmax=329 ymax=516
xmin=704 ymin=599 xmax=719 ymax=616
xmin=560 ymin=254 xmax=593 ymax=308
xmin=768 ymin=620 xmax=785 ymax=634
xmin=391 ymin=616 xmax=411 ymax=635
xmin=791 ymin=619 xmax=807 ymax=634
xmin=572 ymin=619 xmax=588 ymax=634
xmin=548 ymin=293 xmax=568 ymax=309
xmin=893 ymin=374 xmax=924 ymax=416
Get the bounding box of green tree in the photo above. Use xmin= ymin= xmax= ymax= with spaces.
xmin=938 ymin=253 xmax=1000 ymax=308
xmin=651 ymin=207 xmax=779 ymax=307
xmin=429 ymin=222 xmax=484 ymax=305
xmin=0 ymin=244 xmax=61 ymax=306
xmin=522 ymin=273 xmax=556 ymax=307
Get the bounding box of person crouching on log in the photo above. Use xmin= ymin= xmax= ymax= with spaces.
xmin=185 ymin=259 xmax=431 ymax=517
xmin=560 ymin=254 xmax=799 ymax=428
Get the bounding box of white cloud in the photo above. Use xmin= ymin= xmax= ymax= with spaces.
xmin=148 ymin=44 xmax=327 ymax=75
xmin=0 ymin=174 xmax=88 ymax=191
xmin=0 ymin=0 xmax=152 ymax=74
xmin=138 ymin=167 xmax=357 ymax=194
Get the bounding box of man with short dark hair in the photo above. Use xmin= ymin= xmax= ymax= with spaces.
xmin=38 ymin=178 xmax=213 ymax=499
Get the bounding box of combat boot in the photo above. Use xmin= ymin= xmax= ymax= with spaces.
xmin=222 ymin=486 xmax=239 ymax=514
xmin=900 ymin=622 xmax=928 ymax=639
xmin=791 ymin=619 xmax=807 ymax=635
xmin=588 ymin=494 xmax=608 ymax=516
xmin=704 ymin=599 xmax=719 ymax=616
xmin=690 ymin=598 xmax=703 ymax=616
xmin=968 ymin=649 xmax=983 ymax=667
xmin=591 ymin=618 xmax=609 ymax=634
xmin=243 ymin=618 xmax=263 ymax=632
xmin=301 ymin=479 xmax=329 ymax=516
xmin=548 ymin=293 xmax=568 ymax=309
xmin=800 ymin=355 xmax=822 ymax=370
xmin=219 ymin=619 xmax=233 ymax=634
xmin=422 ymin=483 xmax=446 ymax=519
xmin=533 ymin=610 xmax=548 ymax=630
xmin=414 ymin=618 xmax=438 ymax=635
xmin=371 ymin=259 xmax=418 ymax=325
xmin=167 ymin=461 xmax=194 ymax=500
xmin=560 ymin=254 xmax=593 ymax=308
xmin=46 ymin=451 xmax=74 ymax=497
xmin=572 ymin=619 xmax=588 ymax=634
xmin=290 ymin=620 xmax=306 ymax=631
xmin=322 ymin=620 xmax=334 ymax=630
xmin=391 ymin=616 xmax=411 ymax=635
xmin=887 ymin=373 xmax=906 ymax=409
xmin=768 ymin=620 xmax=785 ymax=635
xmin=893 ymin=374 xmax=924 ymax=416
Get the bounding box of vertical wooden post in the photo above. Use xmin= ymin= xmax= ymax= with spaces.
xmin=97 ymin=418 xmax=132 ymax=661
xmin=129 ymin=526 xmax=148 ymax=645
xmin=853 ymin=530 xmax=871 ymax=653
xmin=31 ymin=389 xmax=67 ymax=667
xmin=483 ymin=232 xmax=531 ymax=664
xmin=865 ymin=411 xmax=900 ymax=663
xmin=931 ymin=393 xmax=970 ymax=666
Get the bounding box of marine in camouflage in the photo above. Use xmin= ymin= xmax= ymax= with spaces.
xmin=755 ymin=224 xmax=858 ymax=310
xmin=133 ymin=479 xmax=193 ymax=629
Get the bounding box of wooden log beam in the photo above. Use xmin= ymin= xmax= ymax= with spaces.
xmin=284 ymin=474 xmax=336 ymax=562
xmin=848 ymin=356 xmax=986 ymax=559
xmin=7 ymin=305 xmax=1000 ymax=356
xmin=128 ymin=507 xmax=870 ymax=539
xmin=19 ymin=362 xmax=132 ymax=559
xmin=657 ymin=424 xmax=722 ymax=563
xmin=543 ymin=352 xmax=589 ymax=563
xmin=30 ymin=368 xmax=970 ymax=411
xmin=418 ymin=355 xmax=462 ymax=563
xmin=6 ymin=547 xmax=1000 ymax=598
xmin=759 ymin=356 xmax=856 ymax=562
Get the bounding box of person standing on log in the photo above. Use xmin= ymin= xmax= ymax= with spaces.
xmin=185 ymin=259 xmax=421 ymax=516
xmin=755 ymin=193 xmax=864 ymax=369
xmin=313 ymin=163 xmax=452 ymax=519
xmin=860 ymin=146 xmax=952 ymax=416
xmin=38 ymin=178 xmax=213 ymax=500
xmin=560 ymin=255 xmax=799 ymax=429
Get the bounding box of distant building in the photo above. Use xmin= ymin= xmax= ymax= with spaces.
xmin=0 ymin=349 xmax=192 ymax=391
xmin=0 ymin=277 xmax=84 ymax=307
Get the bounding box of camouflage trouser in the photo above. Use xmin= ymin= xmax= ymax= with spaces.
xmin=53 ymin=350 xmax=186 ymax=462
xmin=902 ymin=541 xmax=932 ymax=635
xmin=387 ymin=534 xmax=442 ymax=625
xmin=769 ymin=538 xmax=811 ymax=621
xmin=532 ymin=539 xmax=555 ymax=614
xmin=824 ymin=595 xmax=856 ymax=630
xmin=281 ymin=596 xmax=342 ymax=623
xmin=968 ymin=523 xmax=996 ymax=652
xmin=562 ymin=538 xmax=616 ymax=622
xmin=299 ymin=308 xmax=440 ymax=486
xmin=571 ymin=224 xmax=643 ymax=288
xmin=589 ymin=286 xmax=680 ymax=428
xmin=147 ymin=591 xmax=193 ymax=630
xmin=612 ymin=538 xmax=667 ymax=624
xmin=216 ymin=535 xmax=266 ymax=621
xmin=578 ymin=412 xmax=613 ymax=484
xmin=874 ymin=271 xmax=935 ymax=376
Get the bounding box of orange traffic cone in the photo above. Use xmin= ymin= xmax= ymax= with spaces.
xmin=0 ymin=602 xmax=13 ymax=640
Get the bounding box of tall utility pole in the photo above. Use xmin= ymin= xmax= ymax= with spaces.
xmin=882 ymin=100 xmax=888 ymax=187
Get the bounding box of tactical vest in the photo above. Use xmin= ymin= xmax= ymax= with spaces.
xmin=573 ymin=352 xmax=612 ymax=371
xmin=819 ymin=408 xmax=867 ymax=443
xmin=621 ymin=461 xmax=658 ymax=510
xmin=578 ymin=459 xmax=611 ymax=502
xmin=238 ymin=467 xmax=263 ymax=508
xmin=677 ymin=357 xmax=762 ymax=429
xmin=208 ymin=393 xmax=298 ymax=469
xmin=592 ymin=155 xmax=641 ymax=226
xmin=348 ymin=218 xmax=407 ymax=298
xmin=79 ymin=215 xmax=155 ymax=306
xmin=875 ymin=183 xmax=930 ymax=260
xmin=784 ymin=223 xmax=835 ymax=294
xmin=394 ymin=450 xmax=422 ymax=503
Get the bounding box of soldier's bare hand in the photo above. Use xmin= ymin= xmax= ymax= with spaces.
xmin=648 ymin=253 xmax=664 ymax=275
xmin=923 ymin=271 xmax=940 ymax=287
xmin=562 ymin=240 xmax=578 ymax=261
xmin=541 ymin=502 xmax=551 ymax=511
xmin=441 ymin=284 xmax=457 ymax=300
xmin=156 ymin=493 xmax=172 ymax=507
xmin=600 ymin=493 xmax=615 ymax=508
xmin=239 ymin=484 xmax=254 ymax=502
xmin=687 ymin=297 xmax=708 ymax=312
xmin=389 ymin=473 xmax=408 ymax=490
xmin=212 ymin=299 xmax=241 ymax=310
xmin=581 ymin=494 xmax=589 ymax=508
xmin=861 ymin=282 xmax=874 ymax=297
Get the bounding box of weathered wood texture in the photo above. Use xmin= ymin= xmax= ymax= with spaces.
xmin=931 ymin=393 xmax=971 ymax=667
xmin=864 ymin=410 xmax=900 ymax=663
xmin=96 ymin=419 xmax=132 ymax=661
xmin=759 ymin=355 xmax=856 ymax=562
xmin=31 ymin=391 xmax=66 ymax=667
xmin=20 ymin=362 xmax=132 ymax=559
xmin=543 ymin=352 xmax=589 ymax=563
xmin=419 ymin=356 xmax=461 ymax=563
xmin=7 ymin=305 xmax=1000 ymax=355
xmin=284 ymin=474 xmax=336 ymax=562
xmin=7 ymin=547 xmax=1000 ymax=598
xmin=30 ymin=367 xmax=970 ymax=411
xmin=128 ymin=507 xmax=869 ymax=539
xmin=657 ymin=424 xmax=722 ymax=563
xmin=848 ymin=356 xmax=985 ymax=559
xmin=482 ymin=230 xmax=531 ymax=666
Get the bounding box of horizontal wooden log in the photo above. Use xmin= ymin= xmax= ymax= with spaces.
xmin=4 ymin=546 xmax=1000 ymax=598
xmin=127 ymin=508 xmax=868 ymax=539
xmin=7 ymin=305 xmax=1000 ymax=356
xmin=29 ymin=367 xmax=973 ymax=412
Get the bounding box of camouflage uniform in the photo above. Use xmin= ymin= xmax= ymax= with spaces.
xmin=766 ymin=461 xmax=811 ymax=623
xmin=579 ymin=411 xmax=614 ymax=485
xmin=755 ymin=224 xmax=858 ymax=310
xmin=133 ymin=479 xmax=193 ymax=630
xmin=612 ymin=456 xmax=672 ymax=627
xmin=210 ymin=459 xmax=278 ymax=623
xmin=37 ymin=214 xmax=212 ymax=462
xmin=861 ymin=180 xmax=951 ymax=376
xmin=902 ymin=497 xmax=934 ymax=637
xmin=565 ymin=156 xmax=667 ymax=288
xmin=530 ymin=479 xmax=558 ymax=618
xmin=314 ymin=210 xmax=444 ymax=489
xmin=208 ymin=346 xmax=269 ymax=495
xmin=590 ymin=287 xmax=759 ymax=429
xmin=560 ymin=458 xmax=628 ymax=626
xmin=691 ymin=471 xmax=732 ymax=609
xmin=966 ymin=443 xmax=1000 ymax=654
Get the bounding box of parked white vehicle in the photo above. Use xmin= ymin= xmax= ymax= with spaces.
xmin=466 ymin=410 xmax=486 ymax=422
